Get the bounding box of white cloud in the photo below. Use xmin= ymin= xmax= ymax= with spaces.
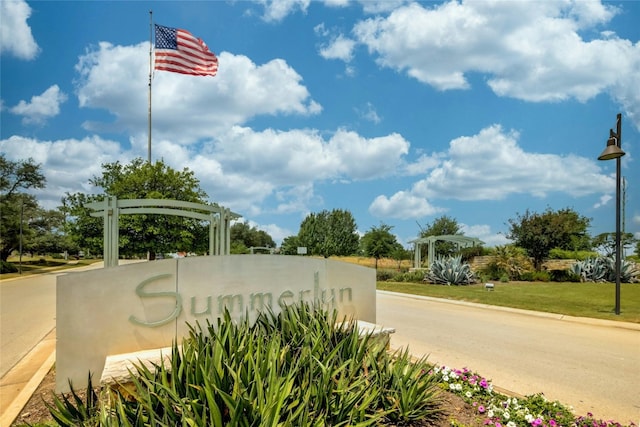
xmin=369 ymin=191 xmax=444 ymax=219
xmin=404 ymin=153 xmax=440 ymax=176
xmin=416 ymin=125 xmax=614 ymax=200
xmin=351 ymin=1 xmax=640 ymax=129
xmin=319 ymin=34 xmax=356 ymax=61
xmin=10 ymin=85 xmax=68 ymax=125
xmin=459 ymin=223 xmax=510 ymax=247
xmin=0 ymin=0 xmax=39 ymax=60
xmin=356 ymin=102 xmax=381 ymax=124
xmin=323 ymin=0 xmax=349 ymax=8
xmin=2 ymin=119 xmax=411 ymax=216
xmin=256 ymin=0 xmax=310 ymax=22
xmin=593 ymin=194 xmax=613 ymax=209
xmin=371 ymin=124 xmax=617 ymax=220
xmin=74 ymin=43 xmax=321 ymax=143
xmin=0 ymin=135 xmax=126 ymax=208
xmin=358 ymin=0 xmax=408 ymax=14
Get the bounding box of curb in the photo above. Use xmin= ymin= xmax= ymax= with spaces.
xmin=0 ymin=345 xmax=56 ymax=427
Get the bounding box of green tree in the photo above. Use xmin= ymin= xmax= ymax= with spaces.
xmin=0 ymin=155 xmax=46 ymax=261
xmin=26 ymin=207 xmax=77 ymax=256
xmin=279 ymin=235 xmax=302 ymax=255
xmin=230 ymin=221 xmax=275 ymax=254
xmin=361 ymin=223 xmax=402 ymax=269
xmin=506 ymin=207 xmax=591 ymax=270
xmin=418 ymin=215 xmax=462 ymax=259
xmin=64 ymin=158 xmax=210 ymax=260
xmin=297 ymin=209 xmax=359 ymax=258
xmin=391 ymin=246 xmax=411 ymax=270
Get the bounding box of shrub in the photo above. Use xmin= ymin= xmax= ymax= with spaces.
xmin=548 ymin=248 xmax=598 ymax=260
xmin=520 ymin=270 xmax=551 ymax=282
xmin=493 ymin=245 xmax=533 ymax=280
xmin=478 ymin=263 xmax=505 ymax=281
xmin=460 ymin=246 xmax=485 ymax=262
xmin=49 ymin=304 xmax=446 ymax=426
xmin=0 ymin=261 xmax=18 ymax=274
xmin=549 ymin=269 xmax=580 ymax=282
xmin=376 ymin=268 xmax=396 ymax=281
xmin=391 ymin=270 xmax=425 ymax=283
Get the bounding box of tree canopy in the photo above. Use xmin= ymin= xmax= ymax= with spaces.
xmin=280 ymin=235 xmax=302 ymax=255
xmin=418 ymin=215 xmax=463 ymax=258
xmin=230 ymin=221 xmax=276 ymax=254
xmin=506 ymin=207 xmax=591 ymax=269
xmin=297 ymin=209 xmax=359 ymax=258
xmin=361 ymin=223 xmax=402 ymax=269
xmin=0 ymin=155 xmax=47 ymax=261
xmin=64 ymin=158 xmax=210 ymax=259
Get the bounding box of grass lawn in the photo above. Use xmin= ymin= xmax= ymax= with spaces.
xmin=1 ymin=256 xmax=102 ymax=280
xmin=377 ymin=280 xmax=640 ymax=323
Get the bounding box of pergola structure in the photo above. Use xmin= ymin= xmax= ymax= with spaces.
xmin=86 ymin=197 xmax=241 ymax=267
xmin=409 ymin=235 xmax=484 ymax=269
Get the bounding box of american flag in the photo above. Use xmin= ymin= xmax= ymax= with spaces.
xmin=154 ymin=24 xmax=218 ymax=76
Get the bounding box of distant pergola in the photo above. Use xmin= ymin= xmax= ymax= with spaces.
xmin=409 ymin=235 xmax=484 ymax=269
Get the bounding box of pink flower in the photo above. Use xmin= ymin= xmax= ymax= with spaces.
xmin=478 ymin=405 xmax=486 ymax=413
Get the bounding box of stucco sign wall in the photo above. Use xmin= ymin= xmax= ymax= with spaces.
xmin=56 ymin=255 xmax=376 ymax=391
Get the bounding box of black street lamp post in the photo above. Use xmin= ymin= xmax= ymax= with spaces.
xmin=597 ymin=113 xmax=625 ymax=315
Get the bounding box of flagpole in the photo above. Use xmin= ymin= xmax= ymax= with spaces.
xmin=148 ymin=10 xmax=153 ymax=163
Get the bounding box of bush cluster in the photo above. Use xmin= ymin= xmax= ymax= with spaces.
xmin=49 ymin=304 xmax=446 ymax=426
xmin=0 ymin=260 xmax=18 ymax=274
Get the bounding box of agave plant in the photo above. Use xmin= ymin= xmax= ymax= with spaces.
xmin=425 ymin=255 xmax=477 ymax=286
xmin=570 ymin=257 xmax=639 ymax=283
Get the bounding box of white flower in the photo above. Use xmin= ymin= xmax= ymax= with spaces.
xmin=465 ymin=391 xmax=472 ymax=398
xmin=443 ymin=375 xmax=449 ymax=382
xmin=455 ymin=383 xmax=462 ymax=391
xmin=525 ymin=414 xmax=534 ymax=422
xmin=507 ymin=422 xmax=517 ymax=427
xmin=449 ymin=383 xmax=456 ymax=390
xmin=487 ymin=409 xmax=494 ymax=417
xmin=503 ymin=411 xmax=510 ymax=420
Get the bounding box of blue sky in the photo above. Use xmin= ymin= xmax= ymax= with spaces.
xmin=1 ymin=0 xmax=639 ymax=250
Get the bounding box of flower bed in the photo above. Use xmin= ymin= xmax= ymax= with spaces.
xmin=432 ymin=366 xmax=636 ymax=427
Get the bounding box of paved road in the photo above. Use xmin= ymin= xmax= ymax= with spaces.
xmin=376 ymin=290 xmax=640 ymax=424
xmin=0 ymin=261 xmax=115 ymax=378
xmin=1 ymin=272 xmax=59 ymax=378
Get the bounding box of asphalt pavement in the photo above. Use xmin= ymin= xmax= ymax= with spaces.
xmin=377 ymin=290 xmax=640 ymax=424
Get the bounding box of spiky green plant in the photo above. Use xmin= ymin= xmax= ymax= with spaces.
xmin=49 ymin=304 xmax=445 ymax=426
xmin=570 ymin=257 xmax=639 ymax=283
xmin=425 ymin=255 xmax=478 ymax=286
